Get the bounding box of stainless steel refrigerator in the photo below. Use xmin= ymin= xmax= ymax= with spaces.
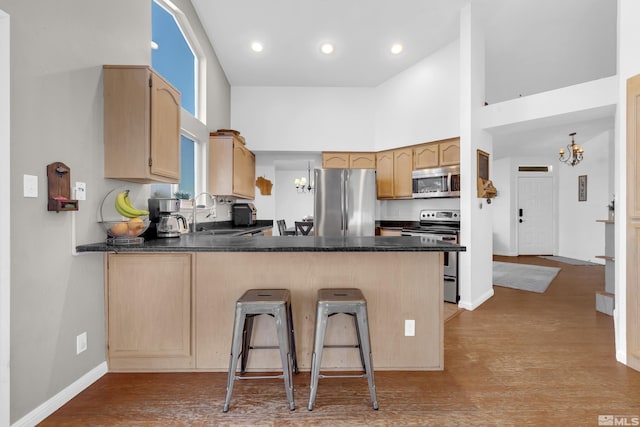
xmin=314 ymin=168 xmax=376 ymax=237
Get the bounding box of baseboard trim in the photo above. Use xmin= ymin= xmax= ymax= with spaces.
xmin=458 ymin=287 xmax=495 ymax=311
xmin=12 ymin=362 xmax=107 ymax=427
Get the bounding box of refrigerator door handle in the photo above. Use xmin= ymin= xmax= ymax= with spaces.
xmin=342 ymin=170 xmax=348 ymax=235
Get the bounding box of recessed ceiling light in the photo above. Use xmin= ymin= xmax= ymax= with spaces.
xmin=320 ymin=43 xmax=334 ymax=55
xmin=251 ymin=41 xmax=264 ymax=53
xmin=391 ymin=44 xmax=403 ymax=55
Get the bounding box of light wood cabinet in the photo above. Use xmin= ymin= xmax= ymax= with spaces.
xmin=413 ymin=138 xmax=460 ymax=169
xmin=376 ymin=148 xmax=413 ymax=199
xmin=439 ymin=138 xmax=460 ymax=166
xmin=322 ymin=152 xmax=376 ymax=169
xmin=209 ymin=134 xmax=256 ymax=199
xmin=626 ymin=73 xmax=640 ymax=371
xmin=413 ymin=144 xmax=439 ymax=169
xmin=103 ymin=65 xmax=181 ymax=183
xmin=106 ymin=253 xmax=193 ymax=371
xmin=322 ymin=152 xmax=350 ymax=169
xmin=376 ymin=150 xmax=394 ymax=198
xmin=350 ymin=152 xmax=376 ymax=169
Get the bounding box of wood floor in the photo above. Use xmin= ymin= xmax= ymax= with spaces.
xmin=40 ymin=256 xmax=640 ymax=426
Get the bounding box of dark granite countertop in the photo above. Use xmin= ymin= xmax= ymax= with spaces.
xmin=76 ymin=233 xmax=466 ymax=253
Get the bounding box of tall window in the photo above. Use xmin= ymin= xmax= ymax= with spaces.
xmin=151 ymin=0 xmax=206 ymax=200
xmin=152 ymin=1 xmax=195 ymax=115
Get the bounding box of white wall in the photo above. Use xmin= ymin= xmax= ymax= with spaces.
xmin=492 ymin=157 xmax=514 ymax=256
xmin=0 ymin=9 xmax=10 ymax=427
xmin=558 ymin=130 xmax=612 ymax=262
xmin=458 ymin=4 xmax=494 ymax=310
xmin=373 ymin=41 xmax=460 ymax=151
xmin=231 ymin=87 xmax=375 ymax=151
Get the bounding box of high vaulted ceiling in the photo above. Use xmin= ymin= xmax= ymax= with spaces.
xmin=191 ymin=0 xmax=616 ymax=105
xmin=191 ymin=0 xmax=468 ymax=88
xmin=190 ymin=0 xmax=618 ymax=158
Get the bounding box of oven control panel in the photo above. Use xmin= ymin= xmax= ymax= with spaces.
xmin=419 ymin=210 xmax=460 ymax=222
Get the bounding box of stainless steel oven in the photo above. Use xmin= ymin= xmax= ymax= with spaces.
xmin=402 ymin=210 xmax=460 ymax=303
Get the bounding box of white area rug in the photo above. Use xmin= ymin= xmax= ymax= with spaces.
xmin=493 ymin=262 xmax=561 ymax=293
xmin=537 ymin=255 xmax=599 ymax=266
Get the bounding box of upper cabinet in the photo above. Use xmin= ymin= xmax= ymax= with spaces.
xmin=376 ymin=148 xmax=413 ymax=200
xmin=413 ymin=137 xmax=460 ymax=170
xmin=209 ymin=133 xmax=256 ymax=199
xmin=103 ymin=65 xmax=181 ymax=183
xmin=322 ymin=152 xmax=376 ymax=169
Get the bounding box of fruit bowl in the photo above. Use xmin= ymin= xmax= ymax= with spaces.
xmin=99 ymin=218 xmax=150 ymax=245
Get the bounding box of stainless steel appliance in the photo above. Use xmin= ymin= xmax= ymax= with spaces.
xmin=232 ymin=203 xmax=257 ymax=227
xmin=314 ymin=168 xmax=376 ymax=237
xmin=402 ymin=209 xmax=460 ymax=303
xmin=412 ymin=165 xmax=461 ymax=198
xmin=148 ymin=198 xmax=188 ymax=238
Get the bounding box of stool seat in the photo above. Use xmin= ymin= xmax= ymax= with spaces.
xmin=308 ymin=288 xmax=379 ymax=411
xmin=223 ymin=289 xmax=298 ymax=412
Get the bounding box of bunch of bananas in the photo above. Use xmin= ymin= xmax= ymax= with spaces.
xmin=115 ymin=190 xmax=149 ymax=218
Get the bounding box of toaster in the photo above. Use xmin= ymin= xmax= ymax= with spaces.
xmin=232 ymin=203 xmax=257 ymax=226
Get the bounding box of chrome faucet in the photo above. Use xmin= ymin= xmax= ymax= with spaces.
xmin=192 ymin=192 xmax=215 ymax=232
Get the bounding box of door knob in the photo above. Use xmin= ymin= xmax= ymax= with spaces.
xmin=519 ymin=219 xmax=523 ymax=223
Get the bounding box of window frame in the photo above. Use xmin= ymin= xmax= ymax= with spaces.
xmin=152 ymin=0 xmax=209 ymax=198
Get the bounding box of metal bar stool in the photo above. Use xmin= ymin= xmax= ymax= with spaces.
xmin=223 ymin=289 xmax=299 ymax=412
xmin=307 ymin=288 xmax=379 ymax=411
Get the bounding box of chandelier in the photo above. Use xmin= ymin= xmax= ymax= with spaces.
xmin=295 ymin=161 xmax=313 ymax=193
xmin=559 ymin=132 xmax=584 ymax=166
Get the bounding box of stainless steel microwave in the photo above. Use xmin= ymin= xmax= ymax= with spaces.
xmin=412 ymin=165 xmax=461 ymax=198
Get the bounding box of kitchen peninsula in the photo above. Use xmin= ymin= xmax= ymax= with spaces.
xmin=76 ymin=235 xmax=465 ymax=372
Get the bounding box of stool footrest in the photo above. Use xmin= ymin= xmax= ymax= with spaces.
xmin=236 ymin=374 xmax=285 ymax=381
xmin=323 ymin=344 xmax=360 ymax=349
xmin=249 ymin=345 xmax=280 ymax=350
xmin=318 ymin=373 xmax=367 ymax=379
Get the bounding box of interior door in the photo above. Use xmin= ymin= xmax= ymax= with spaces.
xmin=518 ymin=176 xmax=554 ymax=255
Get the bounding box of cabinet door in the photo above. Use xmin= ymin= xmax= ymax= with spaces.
xmin=323 ymin=152 xmax=350 ymax=169
xmin=150 ymin=71 xmax=181 ymax=180
xmin=413 ymin=143 xmax=439 ymax=169
xmin=627 ymin=73 xmax=640 ymax=371
xmin=439 ymin=138 xmax=460 ymax=166
xmin=376 ymin=151 xmax=394 ymax=199
xmin=103 ymin=66 xmax=180 ymax=183
xmin=233 ymin=141 xmax=255 ymax=198
xmin=393 ymin=148 xmax=413 ymax=198
xmin=107 ymin=253 xmax=193 ymax=370
xmin=349 ymin=152 xmax=376 ymax=169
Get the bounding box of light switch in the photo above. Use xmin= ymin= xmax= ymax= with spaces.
xmin=404 ymin=319 xmax=415 ymax=337
xmin=23 ymin=174 xmax=38 ymax=198
xmin=75 ymin=182 xmax=86 ymax=200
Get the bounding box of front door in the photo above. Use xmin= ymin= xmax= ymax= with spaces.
xmin=518 ymin=176 xmax=554 ymax=255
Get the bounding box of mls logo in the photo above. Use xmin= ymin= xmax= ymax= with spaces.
xmin=599 ymin=415 xmax=614 ymax=426
xmin=599 ymin=415 xmax=640 ymax=426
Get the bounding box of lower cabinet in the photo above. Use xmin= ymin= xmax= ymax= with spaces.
xmin=106 ymin=253 xmax=194 ymax=371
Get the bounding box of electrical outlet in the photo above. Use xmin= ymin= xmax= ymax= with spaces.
xmin=76 ymin=332 xmax=87 ymax=354
xmin=75 ymin=182 xmax=86 ymax=200
xmin=404 ymin=319 xmax=415 ymax=337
